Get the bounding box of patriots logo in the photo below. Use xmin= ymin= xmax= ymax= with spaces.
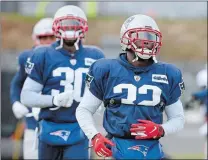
xmin=50 ymin=130 xmax=70 ymax=141
xmin=179 ymin=81 xmax=185 ymax=94
xmin=124 ymin=16 xmax=135 ymax=28
xmin=86 ymin=73 xmax=94 ymax=88
xmin=25 ymin=58 xmax=34 ymax=74
xmin=128 ymin=145 xmax=149 ymax=157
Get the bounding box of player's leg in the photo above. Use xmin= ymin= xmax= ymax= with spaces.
xmin=38 ymin=140 xmax=63 ymax=160
xmin=23 ymin=129 xmax=38 ymax=159
xmin=63 ymin=139 xmax=89 ymax=159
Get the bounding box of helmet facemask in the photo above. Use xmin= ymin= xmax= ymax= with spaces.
xmin=53 ymin=16 xmax=88 ymax=50
xmin=121 ymin=27 xmax=162 ymax=62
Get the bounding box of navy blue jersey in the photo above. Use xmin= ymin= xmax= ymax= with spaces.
xmin=10 ymin=48 xmax=37 ymax=130
xmin=87 ymin=53 xmax=184 ymax=138
xmin=27 ymin=41 xmax=105 ymax=123
xmin=192 ymin=89 xmax=207 ymax=103
xmin=193 ymin=89 xmax=208 ymax=116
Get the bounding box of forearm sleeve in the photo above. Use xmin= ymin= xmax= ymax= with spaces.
xmin=21 ymin=77 xmax=53 ymax=108
xmin=162 ymin=100 xmax=185 ymax=135
xmin=76 ymin=87 xmax=102 ymax=139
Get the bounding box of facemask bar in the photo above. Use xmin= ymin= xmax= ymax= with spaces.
xmin=121 ymin=28 xmax=162 ymax=58
xmin=53 ymin=16 xmax=88 ymax=39
xmin=53 ymin=16 xmax=88 ymax=50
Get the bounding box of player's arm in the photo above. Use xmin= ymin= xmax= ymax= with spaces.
xmin=76 ymin=61 xmax=115 ymax=158
xmin=10 ymin=53 xmax=29 ymax=119
xmin=76 ymin=87 xmax=115 ymax=158
xmin=21 ymin=77 xmax=53 ymax=108
xmin=162 ymin=67 xmax=185 ymax=135
xmin=161 ymin=99 xmax=185 ymax=135
xmin=21 ymin=49 xmax=73 ymax=108
xmin=76 ymin=87 xmax=101 ymax=139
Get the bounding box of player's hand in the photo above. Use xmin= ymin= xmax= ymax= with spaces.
xmin=130 ymin=119 xmax=164 ymax=140
xmin=53 ymin=91 xmax=73 ymax=108
xmin=91 ymin=133 xmax=115 ymax=157
xmin=12 ymin=101 xmax=29 ymax=119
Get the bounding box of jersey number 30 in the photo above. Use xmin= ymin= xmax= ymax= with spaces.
xmin=50 ymin=67 xmax=88 ymax=110
xmin=114 ymin=84 xmax=162 ymax=106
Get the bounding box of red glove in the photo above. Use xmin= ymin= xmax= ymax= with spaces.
xmin=130 ymin=120 xmax=164 ymax=140
xmin=91 ymin=133 xmax=115 ymax=157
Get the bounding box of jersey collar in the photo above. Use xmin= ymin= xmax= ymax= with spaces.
xmin=118 ymin=53 xmax=158 ymax=73
xmin=52 ymin=40 xmax=83 ymax=57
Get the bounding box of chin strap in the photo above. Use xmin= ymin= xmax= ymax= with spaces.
xmin=132 ymin=53 xmax=139 ymax=62
xmin=55 ymin=30 xmax=64 ymax=50
xmin=131 ymin=51 xmax=158 ymax=63
xmin=74 ymin=37 xmax=80 ymax=50
xmin=55 ymin=30 xmax=80 ymax=50
xmin=152 ymin=56 xmax=158 ymax=63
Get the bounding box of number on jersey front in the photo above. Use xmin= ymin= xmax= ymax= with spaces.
xmin=113 ymin=84 xmax=162 ymax=106
xmin=50 ymin=67 xmax=88 ymax=110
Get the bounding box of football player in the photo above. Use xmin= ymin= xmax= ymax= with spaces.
xmin=20 ymin=5 xmax=105 ymax=159
xmin=10 ymin=18 xmax=56 ymax=159
xmin=76 ymin=14 xmax=185 ymax=159
xmin=185 ymin=65 xmax=207 ymax=111
xmin=196 ymin=64 xmax=207 ymax=90
xmin=185 ymin=65 xmax=207 ymax=159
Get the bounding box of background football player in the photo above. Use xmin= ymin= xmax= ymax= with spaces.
xmin=185 ymin=65 xmax=207 ymax=159
xmin=10 ymin=17 xmax=56 ymax=159
xmin=21 ymin=5 xmax=105 ymax=159
xmin=76 ymin=14 xmax=185 ymax=159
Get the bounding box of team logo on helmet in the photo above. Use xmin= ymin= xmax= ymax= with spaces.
xmin=124 ymin=16 xmax=135 ymax=29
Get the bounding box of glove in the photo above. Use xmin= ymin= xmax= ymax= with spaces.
xmin=130 ymin=119 xmax=164 ymax=140
xmin=53 ymin=91 xmax=73 ymax=108
xmin=12 ymin=101 xmax=29 ymax=119
xmin=32 ymin=108 xmax=40 ymax=121
xmin=91 ymin=133 xmax=115 ymax=157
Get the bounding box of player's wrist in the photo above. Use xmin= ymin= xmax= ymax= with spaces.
xmin=158 ymin=125 xmax=165 ymax=138
xmin=91 ymin=133 xmax=100 ymax=140
xmin=13 ymin=101 xmax=21 ymax=105
xmin=52 ymin=96 xmax=59 ymax=107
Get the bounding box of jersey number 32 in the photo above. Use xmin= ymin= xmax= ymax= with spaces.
xmin=114 ymin=84 xmax=162 ymax=106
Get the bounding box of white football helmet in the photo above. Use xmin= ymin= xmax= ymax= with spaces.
xmin=120 ymin=14 xmax=162 ymax=60
xmin=196 ymin=68 xmax=207 ymax=89
xmin=52 ymin=5 xmax=88 ymax=50
xmin=32 ymin=18 xmax=54 ymax=45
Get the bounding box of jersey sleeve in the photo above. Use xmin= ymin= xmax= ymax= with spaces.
xmin=10 ymin=52 xmax=29 ymax=104
xmin=26 ymin=48 xmax=46 ymax=85
xmin=167 ymin=66 xmax=185 ymax=106
xmin=95 ymin=47 xmax=105 ymax=59
xmin=85 ymin=60 xmax=107 ymax=100
xmin=192 ymin=89 xmax=207 ymax=100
